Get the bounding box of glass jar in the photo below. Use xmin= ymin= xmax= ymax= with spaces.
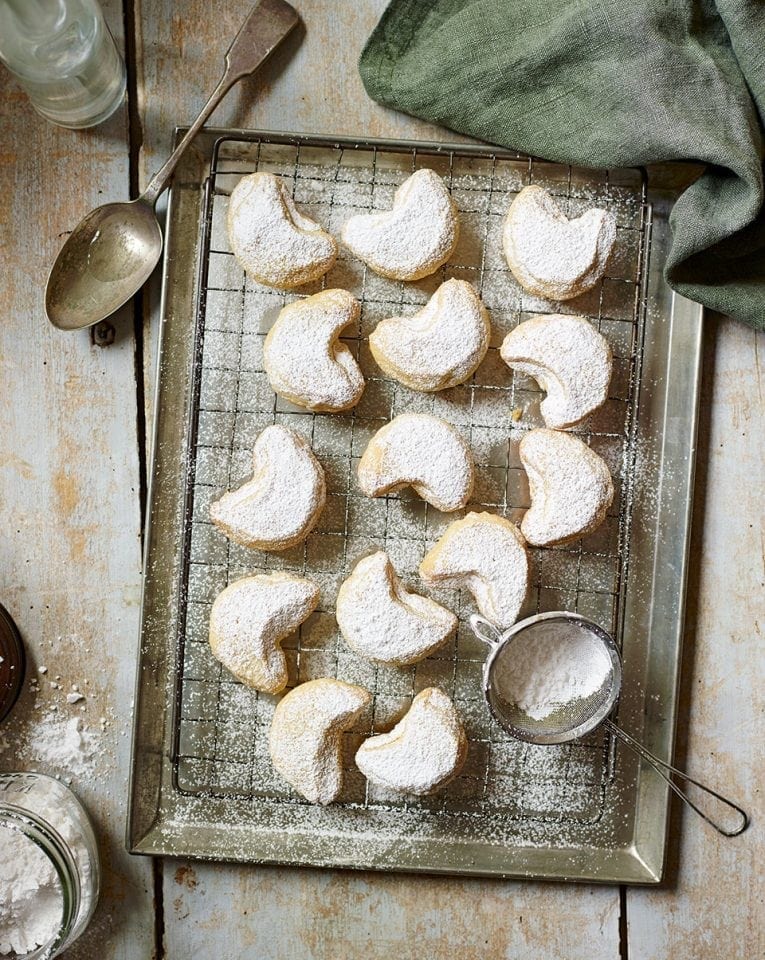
xmin=0 ymin=772 xmax=100 ymax=958
xmin=0 ymin=0 xmax=126 ymax=129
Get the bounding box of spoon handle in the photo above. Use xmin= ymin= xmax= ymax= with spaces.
xmin=140 ymin=0 xmax=300 ymax=207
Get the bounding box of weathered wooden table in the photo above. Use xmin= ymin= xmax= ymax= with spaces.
xmin=1 ymin=2 xmax=762 ymax=957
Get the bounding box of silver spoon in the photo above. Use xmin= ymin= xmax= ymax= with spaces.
xmin=45 ymin=0 xmax=300 ymax=331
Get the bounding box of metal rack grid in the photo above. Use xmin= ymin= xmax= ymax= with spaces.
xmin=172 ymin=134 xmax=648 ymax=829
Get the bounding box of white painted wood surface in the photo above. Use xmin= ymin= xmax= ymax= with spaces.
xmin=626 ymin=317 xmax=764 ymax=960
xmin=0 ymin=0 xmax=761 ymax=957
xmin=0 ymin=3 xmax=155 ymax=958
xmin=164 ymin=865 xmax=620 ymax=960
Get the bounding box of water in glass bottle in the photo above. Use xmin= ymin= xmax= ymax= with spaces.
xmin=0 ymin=0 xmax=126 ymax=129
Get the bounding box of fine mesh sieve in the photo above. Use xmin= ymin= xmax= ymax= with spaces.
xmin=481 ymin=613 xmax=621 ymax=745
xmin=471 ymin=612 xmax=749 ymax=837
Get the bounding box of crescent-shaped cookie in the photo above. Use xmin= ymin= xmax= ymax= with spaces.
xmin=369 ymin=279 xmax=490 ymax=392
xmin=500 ymin=314 xmax=612 ymax=429
xmin=519 ymin=429 xmax=614 ymax=546
xmin=336 ymin=551 xmax=457 ymax=666
xmin=227 ymin=172 xmax=337 ymax=289
xmin=263 ymin=289 xmax=365 ymax=412
xmin=419 ymin=512 xmax=529 ymax=629
xmin=341 ymin=168 xmax=459 ymax=281
xmin=209 ymin=573 xmax=319 ymax=693
xmin=269 ymin=678 xmax=372 ymax=804
xmin=503 ymin=185 xmax=616 ymax=301
xmin=355 ymin=688 xmax=467 ymax=795
xmin=210 ymin=424 xmax=326 ymax=550
xmin=357 ymin=413 xmax=474 ymax=512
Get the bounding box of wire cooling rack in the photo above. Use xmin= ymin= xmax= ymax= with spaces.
xmin=173 ymin=135 xmax=648 ymax=827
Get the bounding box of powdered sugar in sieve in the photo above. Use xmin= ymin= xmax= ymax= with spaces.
xmin=492 ymin=619 xmax=613 ymax=722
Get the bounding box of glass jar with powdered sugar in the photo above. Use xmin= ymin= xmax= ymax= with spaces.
xmin=0 ymin=772 xmax=100 ymax=958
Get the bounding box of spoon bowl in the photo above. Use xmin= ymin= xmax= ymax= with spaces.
xmin=44 ymin=0 xmax=300 ymax=331
xmin=45 ymin=200 xmax=162 ymax=330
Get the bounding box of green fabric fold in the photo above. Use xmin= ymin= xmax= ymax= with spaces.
xmin=360 ymin=0 xmax=765 ymax=328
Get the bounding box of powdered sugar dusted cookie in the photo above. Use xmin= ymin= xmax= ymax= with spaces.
xmin=341 ymin=168 xmax=459 ymax=280
xmin=420 ymin=512 xmax=528 ymax=629
xmin=210 ymin=424 xmax=326 ymax=550
xmin=519 ymin=429 xmax=614 ymax=546
xmin=263 ymin=289 xmax=364 ymax=412
xmin=357 ymin=413 xmax=474 ymax=512
xmin=500 ymin=314 xmax=612 ymax=429
xmin=269 ymin=678 xmax=372 ymax=804
xmin=355 ymin=688 xmax=467 ymax=796
xmin=209 ymin=573 xmax=319 ymax=693
xmin=228 ymin=172 xmax=337 ymax=289
xmin=336 ymin=551 xmax=456 ymax=666
xmin=503 ymin=186 xmax=616 ymax=301
xmin=369 ymin=279 xmax=490 ymax=392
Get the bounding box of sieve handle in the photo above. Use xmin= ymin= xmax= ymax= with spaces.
xmin=605 ymin=720 xmax=749 ymax=837
xmin=469 ymin=615 xmax=505 ymax=646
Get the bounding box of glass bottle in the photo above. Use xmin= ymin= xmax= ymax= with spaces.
xmin=0 ymin=0 xmax=126 ymax=129
xmin=0 ymin=772 xmax=100 ymax=958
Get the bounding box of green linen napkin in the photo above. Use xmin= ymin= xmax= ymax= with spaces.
xmin=359 ymin=0 xmax=765 ymax=329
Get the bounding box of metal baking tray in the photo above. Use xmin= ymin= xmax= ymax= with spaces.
xmin=128 ymin=128 xmax=703 ymax=883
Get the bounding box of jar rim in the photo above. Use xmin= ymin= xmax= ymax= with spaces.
xmin=0 ymin=803 xmax=81 ymax=959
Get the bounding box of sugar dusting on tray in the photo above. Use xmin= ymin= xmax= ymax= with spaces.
xmin=151 ymin=139 xmax=656 ymax=867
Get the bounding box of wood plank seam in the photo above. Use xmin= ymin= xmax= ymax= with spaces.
xmin=123 ymin=0 xmax=162 ymax=954
xmin=619 ymin=885 xmax=628 ymax=960
xmin=123 ymin=0 xmax=150 ymax=547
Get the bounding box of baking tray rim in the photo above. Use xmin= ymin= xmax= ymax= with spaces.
xmin=127 ymin=127 xmax=704 ymax=885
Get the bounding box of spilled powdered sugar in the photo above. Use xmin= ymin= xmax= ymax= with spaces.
xmin=26 ymin=715 xmax=101 ymax=780
xmin=0 ymin=689 xmax=104 ymax=787
xmin=341 ymin=168 xmax=458 ymax=278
